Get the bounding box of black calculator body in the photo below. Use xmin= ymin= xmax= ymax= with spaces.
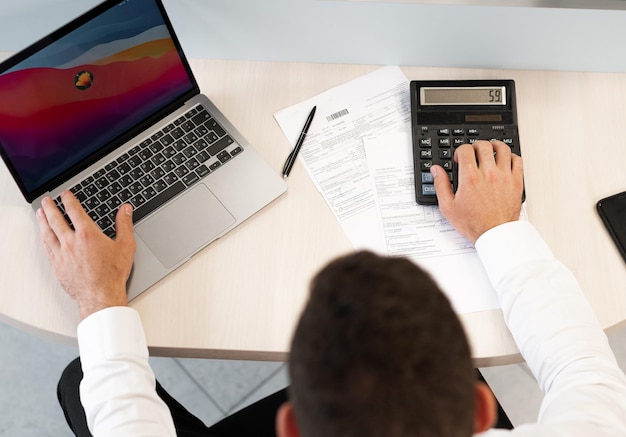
xmin=410 ymin=80 xmax=522 ymax=205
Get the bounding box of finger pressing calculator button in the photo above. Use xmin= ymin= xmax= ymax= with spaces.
xmin=421 ymin=172 xmax=434 ymax=184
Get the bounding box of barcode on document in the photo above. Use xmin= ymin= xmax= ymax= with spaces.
xmin=326 ymin=109 xmax=349 ymax=122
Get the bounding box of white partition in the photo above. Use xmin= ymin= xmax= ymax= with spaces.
xmin=338 ymin=0 xmax=626 ymax=9
xmin=1 ymin=0 xmax=626 ymax=72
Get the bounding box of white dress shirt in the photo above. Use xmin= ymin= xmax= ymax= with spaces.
xmin=78 ymin=307 xmax=176 ymax=436
xmin=76 ymin=221 xmax=626 ymax=436
xmin=477 ymin=221 xmax=626 ymax=436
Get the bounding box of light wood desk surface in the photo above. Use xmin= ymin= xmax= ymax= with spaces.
xmin=2 ymin=58 xmax=626 ymax=367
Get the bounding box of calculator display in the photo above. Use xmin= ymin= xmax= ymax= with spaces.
xmin=420 ymin=86 xmax=507 ymax=106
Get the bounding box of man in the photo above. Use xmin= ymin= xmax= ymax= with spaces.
xmin=38 ymin=140 xmax=626 ymax=436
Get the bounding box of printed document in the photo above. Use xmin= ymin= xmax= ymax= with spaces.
xmin=274 ymin=66 xmax=503 ymax=313
xmin=363 ymin=132 xmax=499 ymax=313
xmin=274 ymin=66 xmax=409 ymax=253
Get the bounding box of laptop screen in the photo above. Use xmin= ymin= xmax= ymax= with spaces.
xmin=0 ymin=0 xmax=196 ymax=200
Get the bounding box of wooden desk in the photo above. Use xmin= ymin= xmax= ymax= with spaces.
xmin=2 ymin=59 xmax=626 ymax=366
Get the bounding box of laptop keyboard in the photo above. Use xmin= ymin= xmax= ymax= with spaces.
xmin=54 ymin=104 xmax=243 ymax=238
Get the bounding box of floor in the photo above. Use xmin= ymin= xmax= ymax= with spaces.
xmin=1 ymin=318 xmax=626 ymax=435
xmin=0 ymin=320 xmax=288 ymax=436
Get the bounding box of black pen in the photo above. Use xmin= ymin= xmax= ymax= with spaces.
xmin=282 ymin=106 xmax=316 ymax=178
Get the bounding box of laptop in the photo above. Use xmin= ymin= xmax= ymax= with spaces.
xmin=0 ymin=0 xmax=287 ymax=300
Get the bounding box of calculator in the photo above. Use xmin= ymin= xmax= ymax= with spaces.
xmin=410 ymin=79 xmax=522 ymax=205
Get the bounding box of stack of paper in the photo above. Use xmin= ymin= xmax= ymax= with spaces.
xmin=274 ymin=66 xmax=502 ymax=314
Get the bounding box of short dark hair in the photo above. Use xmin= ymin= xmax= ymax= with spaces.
xmin=288 ymin=251 xmax=475 ymax=437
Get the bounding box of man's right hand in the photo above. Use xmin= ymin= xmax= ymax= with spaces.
xmin=431 ymin=140 xmax=524 ymax=244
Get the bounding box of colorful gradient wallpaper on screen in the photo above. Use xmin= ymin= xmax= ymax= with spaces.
xmin=0 ymin=0 xmax=193 ymax=193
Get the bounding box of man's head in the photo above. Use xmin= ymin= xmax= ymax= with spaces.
xmin=280 ymin=251 xmax=494 ymax=437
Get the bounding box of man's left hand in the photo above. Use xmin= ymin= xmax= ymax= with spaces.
xmin=36 ymin=191 xmax=136 ymax=320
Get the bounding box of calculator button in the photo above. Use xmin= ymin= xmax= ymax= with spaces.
xmin=438 ymin=128 xmax=450 ymax=136
xmin=420 ymin=149 xmax=433 ymax=159
xmin=467 ymin=128 xmax=480 ymax=136
xmin=453 ymin=138 xmax=465 ymax=147
xmin=468 ymin=138 xmax=480 ymax=144
xmin=502 ymin=138 xmax=514 ymax=146
xmin=422 ymin=185 xmax=436 ymax=196
xmin=438 ymin=138 xmax=451 ymax=147
xmin=419 ymin=138 xmax=432 ymax=147
xmin=452 ymin=129 xmax=465 ymax=136
xmin=442 ymin=161 xmax=453 ymax=171
xmin=440 ymin=149 xmax=453 ymax=159
xmin=421 ymin=172 xmax=434 ymax=184
xmin=420 ymin=161 xmax=433 ymax=171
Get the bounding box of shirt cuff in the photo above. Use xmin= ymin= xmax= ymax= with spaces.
xmin=474 ymin=221 xmax=555 ymax=288
xmin=77 ymin=306 xmax=148 ymax=372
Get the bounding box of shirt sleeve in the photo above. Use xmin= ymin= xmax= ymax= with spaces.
xmin=77 ymin=306 xmax=176 ymax=436
xmin=475 ymin=221 xmax=626 ymax=436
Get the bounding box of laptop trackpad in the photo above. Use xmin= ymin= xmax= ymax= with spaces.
xmin=135 ymin=184 xmax=236 ymax=268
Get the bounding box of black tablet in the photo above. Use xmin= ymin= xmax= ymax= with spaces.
xmin=597 ymin=191 xmax=626 ymax=263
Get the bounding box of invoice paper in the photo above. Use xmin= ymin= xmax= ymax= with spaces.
xmin=274 ymin=66 xmax=410 ymax=254
xmin=364 ymin=132 xmax=500 ymax=313
xmin=274 ymin=66 xmax=506 ymax=314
